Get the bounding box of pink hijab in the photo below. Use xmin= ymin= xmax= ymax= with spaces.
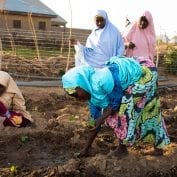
xmin=123 ymin=11 xmax=156 ymax=61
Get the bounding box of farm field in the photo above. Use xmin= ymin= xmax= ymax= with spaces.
xmin=0 ymin=77 xmax=177 ymax=177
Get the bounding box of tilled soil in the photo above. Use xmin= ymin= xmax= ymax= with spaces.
xmin=0 ymin=86 xmax=177 ymax=177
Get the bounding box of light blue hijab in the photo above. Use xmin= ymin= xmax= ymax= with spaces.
xmin=83 ymin=10 xmax=124 ymax=68
xmin=62 ymin=66 xmax=94 ymax=94
xmin=62 ymin=56 xmax=142 ymax=108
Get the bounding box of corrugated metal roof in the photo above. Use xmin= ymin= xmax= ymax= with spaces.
xmin=51 ymin=16 xmax=67 ymax=25
xmin=0 ymin=0 xmax=63 ymax=19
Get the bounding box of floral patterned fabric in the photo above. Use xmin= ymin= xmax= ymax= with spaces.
xmin=106 ymin=57 xmax=170 ymax=148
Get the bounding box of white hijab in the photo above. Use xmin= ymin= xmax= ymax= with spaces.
xmin=83 ymin=9 xmax=124 ymax=68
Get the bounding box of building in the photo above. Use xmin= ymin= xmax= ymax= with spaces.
xmin=0 ymin=0 xmax=67 ymax=31
xmin=0 ymin=0 xmax=91 ymax=54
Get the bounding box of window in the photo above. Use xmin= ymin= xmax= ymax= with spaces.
xmin=39 ymin=21 xmax=46 ymax=30
xmin=13 ymin=20 xmax=21 ymax=28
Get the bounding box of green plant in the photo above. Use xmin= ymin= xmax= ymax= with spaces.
xmin=69 ymin=115 xmax=76 ymax=122
xmin=10 ymin=165 xmax=18 ymax=174
xmin=164 ymin=47 xmax=177 ymax=74
xmin=20 ymin=135 xmax=29 ymax=144
xmin=86 ymin=118 xmax=95 ymax=127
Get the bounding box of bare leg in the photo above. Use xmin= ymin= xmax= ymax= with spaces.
xmin=113 ymin=141 xmax=128 ymax=158
xmin=78 ymin=130 xmax=97 ymax=157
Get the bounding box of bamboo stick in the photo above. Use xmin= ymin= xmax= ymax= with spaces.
xmin=3 ymin=10 xmax=16 ymax=56
xmin=28 ymin=12 xmax=41 ymax=63
xmin=0 ymin=38 xmax=2 ymax=70
xmin=65 ymin=0 xmax=72 ymax=72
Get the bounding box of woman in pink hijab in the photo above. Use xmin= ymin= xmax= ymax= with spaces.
xmin=123 ymin=10 xmax=156 ymax=61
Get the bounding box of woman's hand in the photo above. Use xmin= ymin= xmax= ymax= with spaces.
xmin=69 ymin=38 xmax=77 ymax=45
xmin=127 ymin=42 xmax=136 ymax=49
xmin=90 ymin=117 xmax=103 ymax=132
xmin=89 ymin=108 xmax=115 ymax=132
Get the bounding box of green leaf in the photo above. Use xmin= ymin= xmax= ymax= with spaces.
xmin=20 ymin=135 xmax=29 ymax=143
xmin=69 ymin=115 xmax=75 ymax=122
xmin=10 ymin=165 xmax=18 ymax=174
xmin=86 ymin=119 xmax=95 ymax=127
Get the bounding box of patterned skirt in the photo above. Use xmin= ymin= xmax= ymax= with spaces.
xmin=106 ymin=58 xmax=170 ymax=148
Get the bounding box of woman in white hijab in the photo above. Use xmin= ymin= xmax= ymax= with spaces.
xmin=0 ymin=71 xmax=33 ymax=127
xmin=71 ymin=9 xmax=124 ymax=68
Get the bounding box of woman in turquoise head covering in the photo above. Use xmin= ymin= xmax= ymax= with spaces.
xmin=62 ymin=56 xmax=170 ymax=158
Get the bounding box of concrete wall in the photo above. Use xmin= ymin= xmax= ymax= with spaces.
xmin=0 ymin=11 xmax=91 ymax=45
xmin=0 ymin=12 xmax=91 ymax=48
xmin=0 ymin=13 xmax=51 ymax=31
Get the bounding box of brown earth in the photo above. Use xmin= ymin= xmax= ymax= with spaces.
xmin=1 ymin=46 xmax=177 ymax=177
xmin=0 ymin=77 xmax=177 ymax=177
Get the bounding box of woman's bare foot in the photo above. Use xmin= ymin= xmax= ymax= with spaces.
xmin=108 ymin=144 xmax=128 ymax=159
xmin=114 ymin=144 xmax=128 ymax=156
xmin=141 ymin=148 xmax=163 ymax=156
